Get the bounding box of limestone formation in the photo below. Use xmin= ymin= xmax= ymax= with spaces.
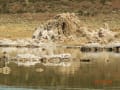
xmin=32 ymin=13 xmax=117 ymax=44
xmin=0 ymin=13 xmax=117 ymax=45
xmin=32 ymin=13 xmax=82 ymax=41
xmin=97 ymin=23 xmax=116 ymax=44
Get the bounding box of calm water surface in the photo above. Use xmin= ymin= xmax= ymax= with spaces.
xmin=0 ymin=47 xmax=120 ymax=90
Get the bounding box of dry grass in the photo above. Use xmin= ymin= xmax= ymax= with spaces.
xmin=0 ymin=13 xmax=55 ymax=39
xmin=0 ymin=24 xmax=34 ymax=39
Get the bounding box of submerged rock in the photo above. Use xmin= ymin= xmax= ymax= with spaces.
xmin=35 ymin=68 xmax=44 ymax=72
xmin=2 ymin=67 xmax=11 ymax=75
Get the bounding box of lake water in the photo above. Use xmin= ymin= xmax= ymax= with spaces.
xmin=0 ymin=47 xmax=120 ymax=90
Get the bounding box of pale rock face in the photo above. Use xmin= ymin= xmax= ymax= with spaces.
xmin=32 ymin=13 xmax=117 ymax=44
xmin=32 ymin=13 xmax=82 ymax=41
xmin=97 ymin=23 xmax=115 ymax=43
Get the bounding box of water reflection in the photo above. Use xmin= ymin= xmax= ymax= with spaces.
xmin=0 ymin=47 xmax=120 ymax=89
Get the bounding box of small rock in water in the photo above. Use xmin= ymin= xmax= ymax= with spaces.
xmin=2 ymin=67 xmax=11 ymax=75
xmin=35 ymin=68 xmax=44 ymax=72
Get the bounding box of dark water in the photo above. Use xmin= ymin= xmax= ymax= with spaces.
xmin=0 ymin=47 xmax=120 ymax=90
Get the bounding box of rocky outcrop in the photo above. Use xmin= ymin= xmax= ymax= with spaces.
xmin=33 ymin=13 xmax=117 ymax=44
xmin=32 ymin=13 xmax=82 ymax=41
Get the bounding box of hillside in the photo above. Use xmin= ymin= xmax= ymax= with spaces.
xmin=0 ymin=0 xmax=120 ymax=15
